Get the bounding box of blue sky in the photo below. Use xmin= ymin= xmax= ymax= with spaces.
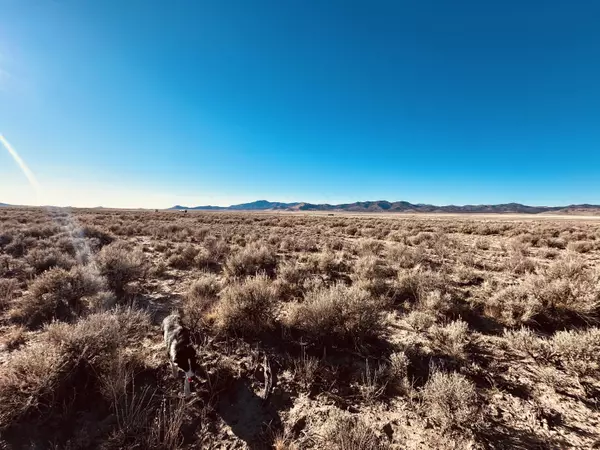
xmin=1 ymin=0 xmax=599 ymax=208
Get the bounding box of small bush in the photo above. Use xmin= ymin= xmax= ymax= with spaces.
xmin=421 ymin=370 xmax=479 ymax=431
xmin=567 ymin=240 xmax=594 ymax=254
xmin=224 ymin=243 xmax=277 ymax=278
xmin=549 ymin=328 xmax=600 ymax=376
xmin=97 ymin=241 xmax=145 ymax=298
xmin=10 ymin=266 xmax=105 ymax=328
xmin=0 ymin=342 xmax=64 ymax=427
xmin=485 ymin=284 xmax=538 ymax=328
xmin=429 ymin=320 xmax=470 ymax=360
xmin=393 ymin=268 xmax=445 ymax=305
xmin=286 ymin=283 xmax=387 ymax=345
xmin=80 ymin=225 xmax=115 ymax=250
xmin=3 ymin=326 xmax=27 ymax=351
xmin=0 ymin=309 xmax=151 ymax=431
xmin=26 ymin=247 xmax=76 ymax=274
xmin=320 ymin=411 xmax=389 ymax=450
xmin=275 ymin=259 xmax=310 ymax=300
xmin=182 ymin=272 xmax=221 ymax=330
xmin=388 ymin=243 xmax=427 ymax=269
xmin=167 ymin=244 xmax=199 ymax=270
xmin=214 ymin=273 xmax=278 ymax=336
xmin=0 ymin=278 xmax=17 ymax=310
xmin=307 ymin=250 xmax=344 ymax=278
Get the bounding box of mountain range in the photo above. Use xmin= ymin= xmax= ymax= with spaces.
xmin=170 ymin=200 xmax=600 ymax=215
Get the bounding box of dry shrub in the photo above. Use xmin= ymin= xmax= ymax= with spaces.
xmin=353 ymin=255 xmax=393 ymax=282
xmin=321 ymin=411 xmax=390 ymax=450
xmin=506 ymin=251 xmax=537 ymax=274
xmin=475 ymin=238 xmax=490 ymax=250
xmin=388 ymin=243 xmax=427 ymax=269
xmin=182 ymin=272 xmax=221 ymax=330
xmin=404 ymin=310 xmax=437 ymax=331
xmin=11 ymin=266 xmax=105 ymax=328
xmin=503 ymin=328 xmax=550 ymax=359
xmin=286 ymin=283 xmax=387 ymax=345
xmin=0 ymin=342 xmax=64 ymax=427
xmin=428 ymin=320 xmax=470 ymax=360
xmin=421 ymin=370 xmax=479 ymax=431
xmin=408 ymin=232 xmax=435 ymax=247
xmin=214 ymin=273 xmax=277 ymax=336
xmin=385 ymin=351 xmax=411 ymax=394
xmin=207 ymin=237 xmax=228 ymax=259
xmin=487 ymin=256 xmax=600 ymax=328
xmin=46 ymin=308 xmax=151 ymax=355
xmin=567 ymin=240 xmax=594 ymax=254
xmin=3 ymin=326 xmax=27 ymax=351
xmin=307 ymin=250 xmax=344 ymax=277
xmin=549 ymin=328 xmax=600 ymax=376
xmin=147 ymin=397 xmax=186 ymax=449
xmin=26 ymin=247 xmax=76 ymax=274
xmin=275 ymin=259 xmax=310 ymax=300
xmin=0 ymin=278 xmax=16 ymax=310
xmin=356 ymin=239 xmax=384 ymax=256
xmin=505 ymin=327 xmax=600 ymax=377
xmin=393 ymin=268 xmax=445 ymax=305
xmin=80 ymin=225 xmax=115 ymax=250
xmin=352 ymin=255 xmax=394 ymax=295
xmin=485 ymin=284 xmax=537 ymax=328
xmin=0 ymin=308 xmax=151 ymax=431
xmin=418 ymin=289 xmax=460 ymax=320
xmin=224 ymin=242 xmax=277 ymax=277
xmin=293 ymin=347 xmax=319 ymax=391
xmin=98 ymin=241 xmax=145 ymax=298
xmin=167 ymin=244 xmax=199 ymax=269
xmin=546 ymin=237 xmax=566 ymax=249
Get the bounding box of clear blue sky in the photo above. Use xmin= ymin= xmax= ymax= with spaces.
xmin=1 ymin=0 xmax=599 ymax=208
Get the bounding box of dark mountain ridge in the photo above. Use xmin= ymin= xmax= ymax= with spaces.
xmin=170 ymin=200 xmax=600 ymax=214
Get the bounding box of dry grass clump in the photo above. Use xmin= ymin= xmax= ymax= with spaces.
xmin=0 ymin=342 xmax=64 ymax=427
xmin=10 ymin=266 xmax=105 ymax=328
xmin=80 ymin=225 xmax=115 ymax=250
xmin=97 ymin=241 xmax=146 ymax=298
xmin=181 ymin=272 xmax=221 ymax=330
xmin=486 ymin=256 xmax=600 ymax=328
xmin=293 ymin=346 xmax=320 ymax=391
xmin=3 ymin=326 xmax=27 ymax=351
xmin=213 ymin=273 xmax=278 ymax=336
xmin=505 ymin=327 xmax=600 ymax=377
xmin=393 ymin=268 xmax=446 ymax=305
xmin=549 ymin=328 xmax=600 ymax=376
xmin=567 ymin=240 xmax=595 ymax=253
xmin=286 ymin=283 xmax=387 ymax=346
xmin=428 ymin=320 xmax=470 ymax=360
xmin=320 ymin=411 xmax=390 ymax=450
xmin=0 ymin=277 xmax=16 ymax=310
xmin=26 ymin=247 xmax=76 ymax=274
xmin=486 ymin=284 xmax=537 ymax=328
xmin=275 ymin=259 xmax=310 ymax=300
xmin=224 ymin=242 xmax=277 ymax=277
xmin=0 ymin=308 xmax=151 ymax=437
xmin=166 ymin=244 xmax=199 ymax=269
xmin=387 ymin=243 xmax=427 ymax=269
xmin=420 ymin=370 xmax=479 ymax=432
xmin=306 ymin=250 xmax=345 ymax=278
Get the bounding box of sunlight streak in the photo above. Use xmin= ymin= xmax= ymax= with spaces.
xmin=0 ymin=133 xmax=41 ymax=194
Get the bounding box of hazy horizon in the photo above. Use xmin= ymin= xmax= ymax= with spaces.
xmin=2 ymin=1 xmax=600 ymax=208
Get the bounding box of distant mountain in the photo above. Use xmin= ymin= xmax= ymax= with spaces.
xmin=0 ymin=203 xmax=11 ymax=207
xmin=169 ymin=200 xmax=600 ymax=214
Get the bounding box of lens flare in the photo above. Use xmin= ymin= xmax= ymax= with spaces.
xmin=0 ymin=133 xmax=41 ymax=195
xmin=1 ymin=133 xmax=96 ymax=266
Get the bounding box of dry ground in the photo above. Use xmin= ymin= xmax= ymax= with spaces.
xmin=0 ymin=207 xmax=599 ymax=449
